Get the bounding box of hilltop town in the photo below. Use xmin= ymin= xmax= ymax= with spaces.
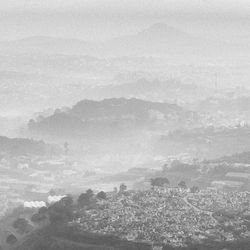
xmin=1 ymin=179 xmax=250 ymax=250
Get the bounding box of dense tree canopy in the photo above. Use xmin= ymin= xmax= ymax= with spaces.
xmin=151 ymin=177 xmax=170 ymax=188
xmin=12 ymin=218 xmax=32 ymax=234
xmin=77 ymin=193 xmax=90 ymax=207
xmin=96 ymin=191 xmax=107 ymax=200
xmin=6 ymin=234 xmax=17 ymax=245
xmin=48 ymin=195 xmax=74 ymax=224
xmin=86 ymin=189 xmax=94 ymax=199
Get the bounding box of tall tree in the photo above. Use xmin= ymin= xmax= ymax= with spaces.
xmin=119 ymin=183 xmax=127 ymax=193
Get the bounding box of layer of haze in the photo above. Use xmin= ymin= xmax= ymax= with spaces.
xmin=0 ymin=0 xmax=249 ymax=43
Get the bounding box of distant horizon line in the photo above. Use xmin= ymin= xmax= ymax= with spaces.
xmin=0 ymin=22 xmax=185 ymax=43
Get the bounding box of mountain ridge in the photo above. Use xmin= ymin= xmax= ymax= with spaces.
xmin=0 ymin=23 xmax=240 ymax=60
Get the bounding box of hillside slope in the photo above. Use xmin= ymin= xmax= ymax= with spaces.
xmin=28 ymin=98 xmax=196 ymax=137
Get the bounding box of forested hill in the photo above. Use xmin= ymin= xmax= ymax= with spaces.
xmin=28 ymin=98 xmax=196 ymax=137
xmin=70 ymin=98 xmax=184 ymax=119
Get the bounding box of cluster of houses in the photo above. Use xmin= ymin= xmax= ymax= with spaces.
xmin=77 ymin=188 xmax=231 ymax=248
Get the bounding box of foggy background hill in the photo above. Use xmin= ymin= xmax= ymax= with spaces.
xmin=0 ymin=136 xmax=61 ymax=157
xmin=0 ymin=23 xmax=248 ymax=62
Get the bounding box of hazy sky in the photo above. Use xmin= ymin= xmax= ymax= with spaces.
xmin=0 ymin=0 xmax=249 ymax=40
xmin=0 ymin=0 xmax=249 ymax=13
